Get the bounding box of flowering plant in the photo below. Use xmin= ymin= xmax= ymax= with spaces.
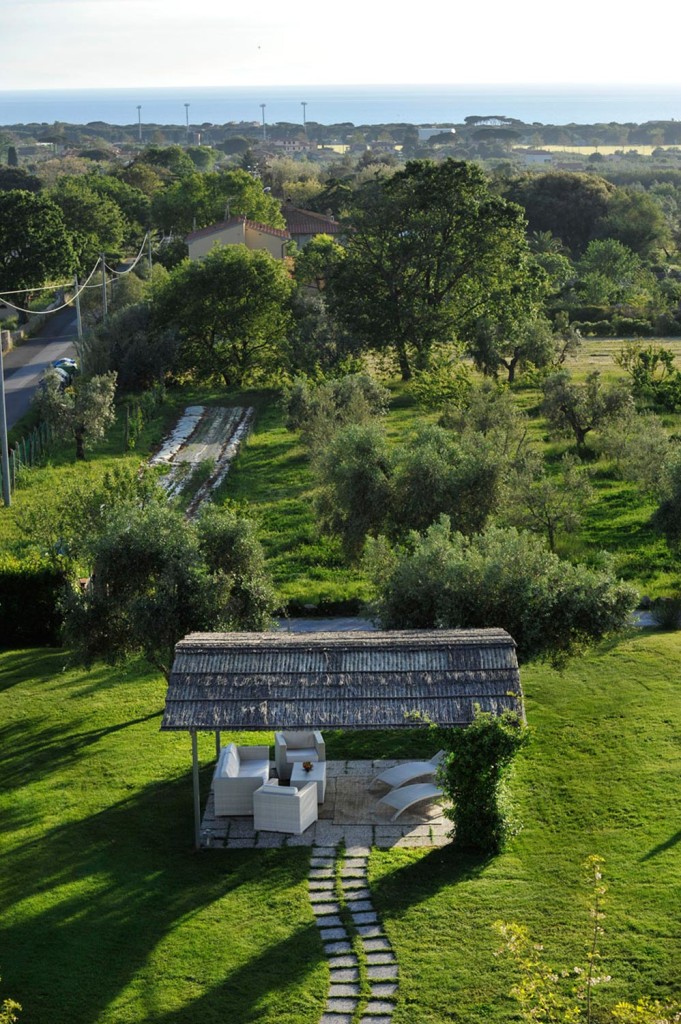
xmin=302 ymin=760 xmax=313 ymax=772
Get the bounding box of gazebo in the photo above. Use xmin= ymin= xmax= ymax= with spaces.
xmin=161 ymin=629 xmax=524 ymax=845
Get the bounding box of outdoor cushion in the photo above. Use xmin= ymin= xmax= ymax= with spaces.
xmin=212 ymin=743 xmax=270 ymax=816
xmin=286 ymin=748 xmax=318 ymax=762
xmin=215 ymin=744 xmax=240 ymax=778
xmin=237 ymin=760 xmax=269 ymax=777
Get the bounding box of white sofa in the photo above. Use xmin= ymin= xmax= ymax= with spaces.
xmin=274 ymin=730 xmax=325 ymax=781
xmin=212 ymin=742 xmax=270 ymax=816
xmin=253 ymin=779 xmax=318 ymax=834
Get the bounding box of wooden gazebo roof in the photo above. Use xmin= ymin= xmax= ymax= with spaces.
xmin=161 ymin=629 xmax=523 ymax=732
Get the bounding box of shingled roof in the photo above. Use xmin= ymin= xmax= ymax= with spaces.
xmin=161 ymin=629 xmax=523 ymax=732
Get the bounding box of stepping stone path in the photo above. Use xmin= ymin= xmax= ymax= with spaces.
xmin=310 ymin=845 xmax=398 ymax=1024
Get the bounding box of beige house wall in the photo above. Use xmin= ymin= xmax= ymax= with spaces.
xmin=244 ymin=224 xmax=286 ymax=259
xmin=187 ymin=223 xmax=246 ymax=261
xmin=187 ymin=222 xmax=286 ymax=261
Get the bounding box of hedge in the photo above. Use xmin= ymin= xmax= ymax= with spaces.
xmin=0 ymin=554 xmax=71 ymax=647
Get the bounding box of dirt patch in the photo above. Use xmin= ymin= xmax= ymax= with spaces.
xmin=149 ymin=405 xmax=254 ymax=513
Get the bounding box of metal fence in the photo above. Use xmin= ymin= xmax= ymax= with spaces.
xmin=0 ymin=420 xmax=54 ymax=496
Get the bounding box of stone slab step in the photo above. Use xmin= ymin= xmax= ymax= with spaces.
xmin=324 ymin=941 xmax=353 ymax=955
xmin=320 ymin=927 xmax=348 ymax=942
xmin=363 ymin=937 xmax=392 ymax=952
xmin=326 ymin=998 xmax=359 ymax=1014
xmin=328 ymin=955 xmax=358 ymax=969
xmin=351 ymin=912 xmax=379 ymax=925
xmin=366 ymin=952 xmax=396 ymax=966
xmin=346 ymin=900 xmax=374 ymax=912
xmin=369 ymin=983 xmax=397 ymax=998
xmin=329 ymin=984 xmax=361 ymax=998
xmin=329 ymin=968 xmax=360 ymax=983
xmin=315 ymin=915 xmax=344 ymax=928
xmin=366 ymin=965 xmax=398 ymax=980
xmin=364 ymin=1000 xmax=395 ymax=1014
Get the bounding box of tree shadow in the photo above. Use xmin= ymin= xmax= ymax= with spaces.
xmin=0 ymin=647 xmax=67 ymax=693
xmin=369 ymin=844 xmax=493 ymax=921
xmin=0 ymin=710 xmax=162 ymax=791
xmin=1 ymin=771 xmax=324 ymax=1024
xmin=640 ymin=829 xmax=681 ymax=862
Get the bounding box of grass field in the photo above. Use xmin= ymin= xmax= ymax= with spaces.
xmin=1 ymin=630 xmax=679 ymax=1023
xmin=3 ymin=340 xmax=681 ymax=606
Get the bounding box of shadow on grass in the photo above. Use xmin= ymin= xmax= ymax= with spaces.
xmin=0 ymin=646 xmax=67 ymax=692
xmin=324 ymin=728 xmax=441 ymax=762
xmin=0 ymin=770 xmax=323 ymax=1024
xmin=640 ymin=829 xmax=681 ymax=862
xmin=370 ymin=844 xmax=492 ymax=921
xmin=0 ymin=710 xmax=162 ymax=791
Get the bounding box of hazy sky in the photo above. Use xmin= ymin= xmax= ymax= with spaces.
xmin=2 ymin=0 xmax=679 ymax=90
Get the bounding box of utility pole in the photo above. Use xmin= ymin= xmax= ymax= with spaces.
xmin=0 ymin=341 xmax=11 ymax=507
xmin=260 ymin=103 xmax=266 ymax=142
xmin=74 ymin=273 xmax=83 ymax=341
xmin=147 ymin=232 xmax=153 ymax=275
xmin=137 ymin=104 xmax=142 ymax=143
xmin=184 ymin=102 xmax=190 ymax=143
xmin=101 ymin=255 xmax=108 ymax=320
xmin=301 ymin=101 xmax=307 ymax=133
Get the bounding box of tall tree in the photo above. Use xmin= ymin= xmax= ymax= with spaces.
xmin=0 ymin=190 xmax=75 ymax=316
xmin=502 ymin=171 xmax=615 ymax=254
xmin=151 ymin=168 xmax=285 ymax=234
xmin=51 ymin=176 xmax=126 ymax=273
xmin=154 ymin=244 xmax=293 ymax=386
xmin=328 ymin=159 xmax=538 ymax=380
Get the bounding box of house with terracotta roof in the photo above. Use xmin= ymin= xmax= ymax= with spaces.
xmin=185 ymin=215 xmax=291 ymax=261
xmin=280 ymin=201 xmax=342 ymax=247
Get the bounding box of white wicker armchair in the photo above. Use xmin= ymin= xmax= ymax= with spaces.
xmin=274 ymin=730 xmax=325 ymax=781
xmin=212 ymin=743 xmax=270 ymax=816
xmin=253 ymin=780 xmax=318 ymax=834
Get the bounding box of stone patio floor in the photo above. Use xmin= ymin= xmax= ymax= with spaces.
xmin=199 ymin=759 xmax=452 ymax=850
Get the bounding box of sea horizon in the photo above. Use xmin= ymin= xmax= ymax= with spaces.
xmin=1 ymin=83 xmax=681 ymax=128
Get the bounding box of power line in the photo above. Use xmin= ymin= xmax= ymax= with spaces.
xmin=0 ymin=233 xmax=151 ymax=313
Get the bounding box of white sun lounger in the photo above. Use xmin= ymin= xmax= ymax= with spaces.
xmin=370 ymin=751 xmax=445 ymax=791
xmin=377 ymin=783 xmax=445 ymax=821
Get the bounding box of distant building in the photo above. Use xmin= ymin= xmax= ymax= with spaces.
xmin=417 ymin=127 xmax=456 ymax=142
xmin=280 ymin=201 xmax=341 ymax=247
xmin=185 ymin=216 xmax=291 ymax=261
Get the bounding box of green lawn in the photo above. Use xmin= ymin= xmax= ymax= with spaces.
xmin=1 ymin=632 xmax=680 ymax=1023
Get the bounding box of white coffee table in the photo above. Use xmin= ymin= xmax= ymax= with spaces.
xmin=291 ymin=761 xmax=326 ymax=803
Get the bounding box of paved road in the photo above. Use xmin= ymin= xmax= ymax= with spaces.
xmin=2 ymin=307 xmax=78 ymax=429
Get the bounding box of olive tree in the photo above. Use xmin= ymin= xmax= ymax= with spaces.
xmin=35 ymin=370 xmax=117 ymax=460
xmin=542 ymin=370 xmax=634 ymax=449
xmin=365 ymin=517 xmax=637 ymax=664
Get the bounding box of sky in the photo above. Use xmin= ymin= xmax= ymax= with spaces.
xmin=1 ymin=0 xmax=680 ymax=91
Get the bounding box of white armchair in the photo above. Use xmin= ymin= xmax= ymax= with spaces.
xmin=253 ymin=780 xmax=318 ymax=834
xmin=274 ymin=730 xmax=325 ymax=781
xmin=212 ymin=742 xmax=270 ymax=816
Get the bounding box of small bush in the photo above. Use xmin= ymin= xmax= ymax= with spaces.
xmin=439 ymin=707 xmax=529 ymax=853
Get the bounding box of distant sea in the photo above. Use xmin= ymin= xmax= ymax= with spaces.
xmin=1 ymin=84 xmax=681 ymax=128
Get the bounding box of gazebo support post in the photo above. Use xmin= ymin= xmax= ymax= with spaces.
xmin=191 ymin=729 xmax=201 ymax=850
xmin=215 ymin=730 xmax=221 ymax=758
